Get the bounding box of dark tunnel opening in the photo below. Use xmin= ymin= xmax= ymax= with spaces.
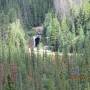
xmin=35 ymin=37 xmax=40 ymax=47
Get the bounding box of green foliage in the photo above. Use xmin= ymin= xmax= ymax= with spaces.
xmin=0 ymin=8 xmax=26 ymax=64
xmin=8 ymin=8 xmax=17 ymax=23
xmin=44 ymin=12 xmax=60 ymax=51
xmin=60 ymin=17 xmax=73 ymax=46
xmin=44 ymin=0 xmax=90 ymax=52
xmin=29 ymin=0 xmax=53 ymax=26
xmin=0 ymin=0 xmax=90 ymax=90
xmin=83 ymin=1 xmax=90 ymax=17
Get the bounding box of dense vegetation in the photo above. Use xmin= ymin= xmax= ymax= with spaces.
xmin=0 ymin=0 xmax=90 ymax=90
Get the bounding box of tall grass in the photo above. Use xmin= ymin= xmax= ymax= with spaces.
xmin=0 ymin=38 xmax=90 ymax=90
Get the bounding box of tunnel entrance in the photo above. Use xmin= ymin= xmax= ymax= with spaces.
xmin=34 ymin=36 xmax=40 ymax=47
xmin=32 ymin=35 xmax=41 ymax=48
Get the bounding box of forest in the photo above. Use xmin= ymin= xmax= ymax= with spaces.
xmin=0 ymin=0 xmax=90 ymax=90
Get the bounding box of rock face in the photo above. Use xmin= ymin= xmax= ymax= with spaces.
xmin=54 ymin=0 xmax=70 ymax=17
xmin=53 ymin=0 xmax=83 ymax=18
xmin=32 ymin=26 xmax=43 ymax=35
